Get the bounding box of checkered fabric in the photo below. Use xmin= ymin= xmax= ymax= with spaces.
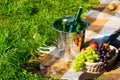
xmin=61 ymin=2 xmax=120 ymax=80
xmin=85 ymin=3 xmax=120 ymax=42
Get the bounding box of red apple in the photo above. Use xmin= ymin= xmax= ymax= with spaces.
xmin=90 ymin=41 xmax=98 ymax=49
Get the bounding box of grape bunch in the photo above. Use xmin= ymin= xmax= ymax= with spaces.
xmin=95 ymin=42 xmax=113 ymax=70
xmin=72 ymin=41 xmax=114 ymax=72
xmin=72 ymin=47 xmax=98 ymax=72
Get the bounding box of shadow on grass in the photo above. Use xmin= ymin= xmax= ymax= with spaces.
xmin=21 ymin=62 xmax=48 ymax=76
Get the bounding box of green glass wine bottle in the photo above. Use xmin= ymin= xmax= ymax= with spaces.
xmin=69 ymin=7 xmax=83 ymax=33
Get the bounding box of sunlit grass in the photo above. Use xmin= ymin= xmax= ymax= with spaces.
xmin=0 ymin=0 xmax=99 ymax=79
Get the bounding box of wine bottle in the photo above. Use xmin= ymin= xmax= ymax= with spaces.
xmin=57 ymin=19 xmax=66 ymax=32
xmin=69 ymin=7 xmax=83 ymax=32
xmin=74 ymin=7 xmax=83 ymax=33
xmin=62 ymin=20 xmax=66 ymax=32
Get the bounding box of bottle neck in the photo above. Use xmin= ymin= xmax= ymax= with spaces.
xmin=74 ymin=7 xmax=82 ymax=21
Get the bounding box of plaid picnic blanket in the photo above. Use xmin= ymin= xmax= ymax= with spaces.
xmin=84 ymin=2 xmax=120 ymax=43
xmin=34 ymin=1 xmax=120 ymax=80
xmin=61 ymin=1 xmax=120 ymax=80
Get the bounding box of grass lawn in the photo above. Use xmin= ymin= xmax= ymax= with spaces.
xmin=0 ymin=0 xmax=99 ymax=80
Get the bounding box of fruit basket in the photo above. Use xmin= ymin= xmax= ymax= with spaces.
xmin=72 ymin=42 xmax=119 ymax=74
xmin=106 ymin=45 xmax=119 ymax=69
xmin=85 ymin=45 xmax=118 ymax=73
xmin=85 ymin=62 xmax=103 ymax=73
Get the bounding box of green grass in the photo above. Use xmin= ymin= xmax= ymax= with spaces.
xmin=0 ymin=0 xmax=99 ymax=79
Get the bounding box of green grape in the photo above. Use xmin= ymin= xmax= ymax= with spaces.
xmin=93 ymin=54 xmax=99 ymax=61
xmin=72 ymin=46 xmax=99 ymax=72
xmin=72 ymin=60 xmax=84 ymax=72
xmin=87 ymin=59 xmax=94 ymax=62
xmin=72 ymin=65 xmax=80 ymax=72
xmin=91 ymin=50 xmax=96 ymax=55
xmin=72 ymin=52 xmax=85 ymax=72
xmin=88 ymin=56 xmax=93 ymax=59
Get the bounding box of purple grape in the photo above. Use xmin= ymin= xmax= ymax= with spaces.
xmin=101 ymin=50 xmax=105 ymax=54
xmin=107 ymin=51 xmax=110 ymax=54
xmin=101 ymin=53 xmax=105 ymax=57
xmin=107 ymin=53 xmax=111 ymax=58
xmin=99 ymin=42 xmax=103 ymax=47
xmin=95 ymin=42 xmax=113 ymax=70
xmin=104 ymin=62 xmax=108 ymax=68
xmin=97 ymin=48 xmax=101 ymax=52
xmin=106 ymin=47 xmax=110 ymax=51
xmin=108 ymin=50 xmax=111 ymax=53
xmin=97 ymin=51 xmax=101 ymax=55
xmin=100 ymin=66 xmax=105 ymax=71
xmin=103 ymin=56 xmax=107 ymax=60
xmin=99 ymin=58 xmax=104 ymax=62
xmin=98 ymin=56 xmax=100 ymax=59
xmin=100 ymin=47 xmax=104 ymax=51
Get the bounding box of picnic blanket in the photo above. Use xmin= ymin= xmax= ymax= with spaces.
xmin=84 ymin=1 xmax=120 ymax=43
xmin=61 ymin=1 xmax=120 ymax=80
xmin=28 ymin=1 xmax=120 ymax=80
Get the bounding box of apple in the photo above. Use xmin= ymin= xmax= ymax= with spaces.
xmin=89 ymin=41 xmax=98 ymax=49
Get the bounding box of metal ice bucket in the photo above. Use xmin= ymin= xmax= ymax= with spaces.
xmin=52 ymin=16 xmax=88 ymax=59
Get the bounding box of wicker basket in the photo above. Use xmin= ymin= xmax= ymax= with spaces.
xmin=85 ymin=62 xmax=103 ymax=73
xmin=84 ymin=45 xmax=118 ymax=74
